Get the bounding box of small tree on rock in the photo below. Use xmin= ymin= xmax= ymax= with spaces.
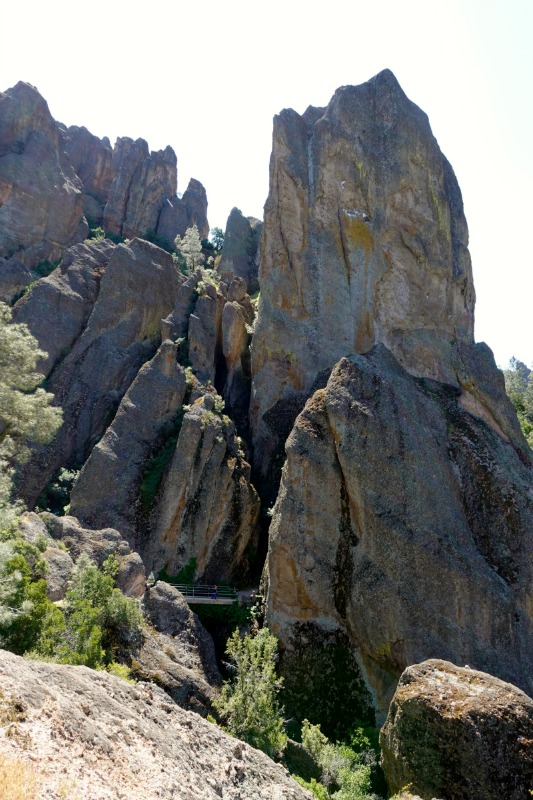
xmin=174 ymin=225 xmax=205 ymax=272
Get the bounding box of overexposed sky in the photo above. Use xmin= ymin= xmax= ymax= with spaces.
xmin=2 ymin=0 xmax=532 ymax=367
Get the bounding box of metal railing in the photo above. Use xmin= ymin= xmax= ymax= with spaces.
xmin=168 ymin=583 xmax=238 ymax=601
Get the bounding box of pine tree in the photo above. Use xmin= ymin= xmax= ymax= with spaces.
xmin=174 ymin=225 xmax=205 ymax=272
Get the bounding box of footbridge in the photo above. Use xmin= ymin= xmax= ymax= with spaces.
xmin=164 ymin=583 xmax=259 ymax=606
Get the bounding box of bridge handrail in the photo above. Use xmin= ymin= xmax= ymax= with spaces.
xmin=168 ymin=583 xmax=238 ymax=599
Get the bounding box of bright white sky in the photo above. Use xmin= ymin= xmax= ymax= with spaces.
xmin=2 ymin=0 xmax=531 ymax=368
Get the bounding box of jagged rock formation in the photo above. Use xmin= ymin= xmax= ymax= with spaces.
xmin=0 ymin=82 xmax=86 ymax=273
xmin=69 ymin=340 xmax=187 ymax=545
xmin=218 ymin=207 xmax=262 ymax=291
xmin=0 ymin=650 xmax=308 ymax=800
xmin=16 ymin=238 xmax=183 ymax=505
xmin=380 ymin=659 xmax=533 ymax=800
xmin=251 ymin=68 xmax=480 ymax=494
xmin=0 ymin=80 xmax=208 ymax=290
xmin=147 ymin=393 xmax=260 ymax=582
xmin=264 ymin=347 xmax=533 ymax=728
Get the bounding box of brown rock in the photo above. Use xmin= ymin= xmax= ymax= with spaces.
xmin=188 ymin=292 xmax=225 ymax=384
xmin=63 ymin=125 xmax=115 ymax=224
xmin=251 ymin=69 xmax=478 ymax=492
xmin=218 ymin=207 xmax=261 ymax=291
xmin=380 ymin=659 xmax=533 ymax=800
xmin=0 ymin=82 xmax=86 ymax=270
xmin=264 ymin=346 xmax=533 ymax=731
xmin=70 ymin=340 xmax=187 ymax=545
xmin=0 ymin=257 xmax=32 ymax=302
xmin=148 ymin=394 xmax=259 ymax=583
xmin=0 ymin=650 xmax=309 ymax=800
xmin=17 ymin=238 xmax=183 ymax=506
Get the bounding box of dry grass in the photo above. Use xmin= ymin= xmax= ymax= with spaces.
xmin=0 ymin=753 xmax=39 ymax=799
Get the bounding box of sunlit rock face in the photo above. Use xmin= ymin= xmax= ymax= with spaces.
xmin=0 ymin=82 xmax=86 ymax=269
xmin=251 ymin=69 xmax=478 ymax=495
xmin=264 ymin=348 xmax=533 ymax=729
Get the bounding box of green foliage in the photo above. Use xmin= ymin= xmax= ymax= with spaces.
xmin=175 ymin=556 xmax=197 ymax=584
xmin=37 ymin=468 xmax=79 ymax=516
xmin=139 ymin=411 xmax=185 ymax=513
xmin=174 ymin=225 xmax=205 ymax=272
xmin=34 ymin=553 xmax=143 ymax=668
xmin=0 ymin=302 xmax=62 ymax=530
xmin=34 ymin=259 xmax=61 ymax=278
xmin=294 ymin=720 xmax=383 ymax=800
xmin=213 ymin=627 xmax=287 ymax=759
xmin=210 ymin=227 xmax=225 ymax=251
xmin=190 ymin=600 xmax=252 ymax=630
xmin=88 ymin=226 xmax=106 ymax=241
xmin=503 ymin=357 xmax=533 ymax=448
xmin=142 ymin=229 xmax=174 ymax=254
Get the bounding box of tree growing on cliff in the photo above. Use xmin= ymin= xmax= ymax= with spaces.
xmin=174 ymin=225 xmax=205 ymax=272
xmin=213 ymin=627 xmax=287 ymax=759
xmin=0 ymin=302 xmax=62 ymax=531
xmin=503 ymin=357 xmax=533 ymax=448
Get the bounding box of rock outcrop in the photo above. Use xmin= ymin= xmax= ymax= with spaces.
xmin=380 ymin=659 xmax=533 ymax=800
xmin=16 ymin=238 xmax=183 ymax=506
xmin=0 ymin=650 xmax=308 ymax=800
xmin=148 ymin=393 xmax=260 ymax=583
xmin=63 ymin=125 xmax=115 ymax=224
xmin=157 ymin=177 xmax=210 ymax=244
xmin=251 ymin=69 xmax=479 ymax=493
xmin=69 ymin=340 xmax=187 ymax=546
xmin=264 ymin=346 xmax=533 ymax=729
xmin=218 ymin=207 xmax=262 ymax=291
xmin=0 ymin=82 xmax=86 ymax=270
xmin=136 ymin=581 xmax=221 ymax=710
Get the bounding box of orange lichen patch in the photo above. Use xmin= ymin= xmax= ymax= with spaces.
xmin=344 ymin=216 xmax=374 ymax=262
xmin=271 ymin=546 xmax=320 ymax=619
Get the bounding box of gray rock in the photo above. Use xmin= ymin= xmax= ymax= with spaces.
xmin=17 ymin=238 xmax=183 ymax=506
xmin=264 ymin=346 xmax=533 ymax=730
xmin=70 ymin=340 xmax=187 ymax=546
xmin=218 ymin=207 xmax=261 ymax=290
xmin=0 ymin=649 xmax=309 ymax=800
xmin=0 ymin=82 xmax=85 ymax=270
xmin=380 ymin=659 xmax=533 ymax=800
xmin=157 ymin=178 xmax=210 ymax=244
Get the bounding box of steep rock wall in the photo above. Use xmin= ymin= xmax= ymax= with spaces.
xmin=264 ymin=347 xmax=533 ymax=727
xmin=251 ymin=69 xmax=480 ymax=492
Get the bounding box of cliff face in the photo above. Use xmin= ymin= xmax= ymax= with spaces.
xmin=263 ymin=347 xmax=533 ymax=726
xmin=251 ymin=69 xmax=478 ymax=494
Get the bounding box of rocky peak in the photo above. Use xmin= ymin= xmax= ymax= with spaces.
xmin=251 ymin=69 xmax=477 ymax=491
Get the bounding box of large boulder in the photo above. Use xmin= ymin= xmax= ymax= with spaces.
xmin=16 ymin=238 xmax=183 ymax=506
xmin=380 ymin=659 xmax=533 ymax=800
xmin=251 ymin=69 xmax=479 ymax=494
xmin=0 ymin=649 xmax=309 ymax=800
xmin=264 ymin=346 xmax=533 ymax=731
xmin=0 ymin=82 xmax=86 ymax=271
xmin=148 ymin=393 xmax=260 ymax=583
xmin=70 ymin=340 xmax=187 ymax=546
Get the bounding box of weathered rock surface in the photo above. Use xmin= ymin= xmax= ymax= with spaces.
xmin=380 ymin=659 xmax=533 ymax=800
xmin=189 ymin=289 xmax=226 ymax=384
xmin=218 ymin=207 xmax=262 ymax=291
xmin=0 ymin=256 xmax=31 ymax=302
xmin=264 ymin=346 xmax=533 ymax=729
xmin=0 ymin=82 xmax=86 ymax=271
xmin=148 ymin=393 xmax=260 ymax=582
xmin=12 ymin=238 xmax=115 ymax=375
xmin=251 ymin=69 xmax=481 ymax=490
xmin=18 ymin=512 xmax=74 ymax=601
xmin=70 ymin=340 xmax=187 ymax=546
xmin=135 ymin=581 xmax=221 ymax=710
xmin=157 ymin=177 xmax=210 ymax=244
xmin=39 ymin=513 xmax=146 ymax=597
xmin=0 ymin=649 xmax=309 ymax=800
xmin=102 ymin=137 xmax=177 ymax=239
xmin=17 ymin=238 xmax=183 ymax=506
xmin=63 ymin=125 xmax=115 ymax=224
